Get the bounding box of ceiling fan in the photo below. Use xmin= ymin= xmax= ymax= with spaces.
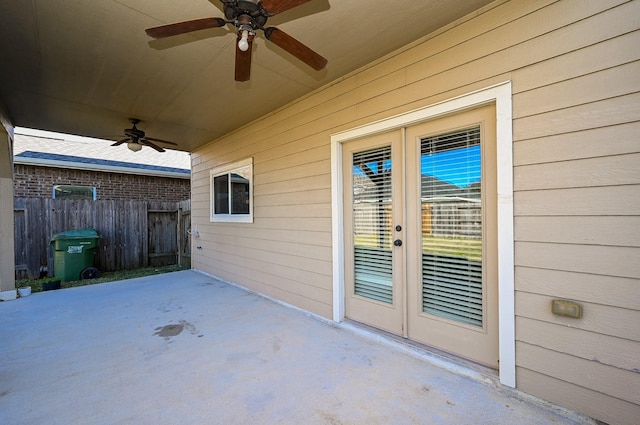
xmin=111 ymin=118 xmax=178 ymax=152
xmin=145 ymin=0 xmax=327 ymax=81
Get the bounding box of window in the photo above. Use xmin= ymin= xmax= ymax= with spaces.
xmin=53 ymin=185 xmax=96 ymax=200
xmin=210 ymin=158 xmax=253 ymax=223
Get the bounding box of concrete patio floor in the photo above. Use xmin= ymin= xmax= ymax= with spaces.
xmin=0 ymin=270 xmax=593 ymax=425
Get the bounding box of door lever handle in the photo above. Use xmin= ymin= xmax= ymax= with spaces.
xmin=393 ymin=239 xmax=402 ymax=247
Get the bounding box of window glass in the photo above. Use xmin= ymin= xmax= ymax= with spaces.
xmin=53 ymin=185 xmax=96 ymax=200
xmin=230 ymin=171 xmax=250 ymax=214
xmin=214 ymin=174 xmax=229 ymax=214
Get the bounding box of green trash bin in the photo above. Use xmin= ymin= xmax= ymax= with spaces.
xmin=51 ymin=229 xmax=101 ymax=283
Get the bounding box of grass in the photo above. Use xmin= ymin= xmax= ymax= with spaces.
xmin=355 ymin=234 xmax=482 ymax=261
xmin=16 ymin=265 xmax=189 ymax=293
xmin=422 ymin=236 xmax=482 ymax=261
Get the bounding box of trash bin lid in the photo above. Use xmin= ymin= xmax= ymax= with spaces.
xmin=51 ymin=228 xmax=101 ymax=241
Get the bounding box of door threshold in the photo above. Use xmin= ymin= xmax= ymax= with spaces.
xmin=341 ymin=319 xmax=499 ymax=385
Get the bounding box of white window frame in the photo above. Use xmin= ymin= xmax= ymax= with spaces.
xmin=330 ymin=82 xmax=514 ymax=387
xmin=210 ymin=158 xmax=253 ymax=223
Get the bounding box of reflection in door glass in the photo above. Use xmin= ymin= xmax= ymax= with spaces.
xmin=421 ymin=127 xmax=483 ymax=326
xmin=352 ymin=146 xmax=393 ymax=304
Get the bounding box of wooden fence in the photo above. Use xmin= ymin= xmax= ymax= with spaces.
xmin=353 ymin=201 xmax=481 ymax=240
xmin=14 ymin=198 xmax=190 ymax=279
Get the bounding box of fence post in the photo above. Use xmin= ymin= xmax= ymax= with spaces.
xmin=143 ymin=202 xmax=149 ymax=268
xmin=177 ymin=205 xmax=182 ymax=268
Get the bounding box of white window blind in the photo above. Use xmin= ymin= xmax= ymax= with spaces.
xmin=420 ymin=126 xmax=483 ymax=326
xmin=352 ymin=146 xmax=393 ymax=304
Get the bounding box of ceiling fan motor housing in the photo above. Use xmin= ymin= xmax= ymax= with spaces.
xmin=236 ymin=0 xmax=261 ymax=12
xmin=124 ymin=120 xmax=145 ymax=139
xmin=224 ymin=0 xmax=269 ymax=28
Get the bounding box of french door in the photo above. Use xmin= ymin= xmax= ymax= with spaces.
xmin=343 ymin=105 xmax=499 ymax=368
xmin=343 ymin=129 xmax=405 ymax=335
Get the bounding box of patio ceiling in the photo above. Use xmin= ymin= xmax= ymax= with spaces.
xmin=0 ymin=0 xmax=493 ymax=152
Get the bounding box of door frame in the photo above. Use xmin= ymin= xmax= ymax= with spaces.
xmin=330 ymin=81 xmax=515 ymax=387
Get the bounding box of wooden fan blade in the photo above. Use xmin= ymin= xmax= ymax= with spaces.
xmin=111 ymin=138 xmax=129 ymax=146
xmin=146 ymin=17 xmax=227 ymax=39
xmin=261 ymin=0 xmax=312 ymax=15
xmin=264 ymin=27 xmax=327 ymax=71
xmin=145 ymin=136 xmax=178 ymax=146
xmin=235 ymin=37 xmax=254 ymax=82
xmin=141 ymin=140 xmax=165 ymax=152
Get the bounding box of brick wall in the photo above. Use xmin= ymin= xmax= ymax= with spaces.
xmin=13 ymin=164 xmax=190 ymax=202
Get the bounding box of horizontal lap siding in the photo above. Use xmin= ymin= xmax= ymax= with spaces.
xmin=516 ymin=216 xmax=640 ymax=246
xmin=191 ymin=111 xmax=335 ymax=317
xmin=514 ymin=121 xmax=640 ymax=165
xmin=508 ymin=1 xmax=640 ymax=423
xmin=191 ymin=0 xmax=639 ymax=422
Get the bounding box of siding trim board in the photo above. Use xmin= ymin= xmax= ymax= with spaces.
xmin=331 ymin=81 xmax=515 ymax=387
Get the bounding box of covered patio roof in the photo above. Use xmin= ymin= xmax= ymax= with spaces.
xmin=0 ymin=0 xmax=494 ymax=151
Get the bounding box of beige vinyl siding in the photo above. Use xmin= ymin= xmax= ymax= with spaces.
xmin=518 ymin=343 xmax=639 ymax=405
xmin=514 ymin=122 xmax=640 ymax=165
xmin=191 ymin=0 xmax=640 ymax=422
xmin=516 ymin=216 xmax=640 ymax=246
xmin=191 ymin=118 xmax=335 ymax=317
xmin=515 ymin=185 xmax=640 ymax=216
xmin=507 ymin=1 xmax=640 ymax=423
xmin=517 ymin=368 xmax=640 ymax=424
xmin=516 ymin=154 xmax=640 ymax=190
xmin=517 ymin=267 xmax=639 ymax=310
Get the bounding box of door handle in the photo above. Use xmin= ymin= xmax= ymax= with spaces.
xmin=394 ymin=239 xmax=402 ymax=247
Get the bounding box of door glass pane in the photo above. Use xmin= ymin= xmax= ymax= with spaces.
xmin=421 ymin=127 xmax=483 ymax=326
xmin=352 ymin=146 xmax=393 ymax=304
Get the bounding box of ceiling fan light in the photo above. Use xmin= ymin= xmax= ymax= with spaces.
xmin=238 ymin=30 xmax=250 ymax=52
xmin=127 ymin=141 xmax=142 ymax=152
